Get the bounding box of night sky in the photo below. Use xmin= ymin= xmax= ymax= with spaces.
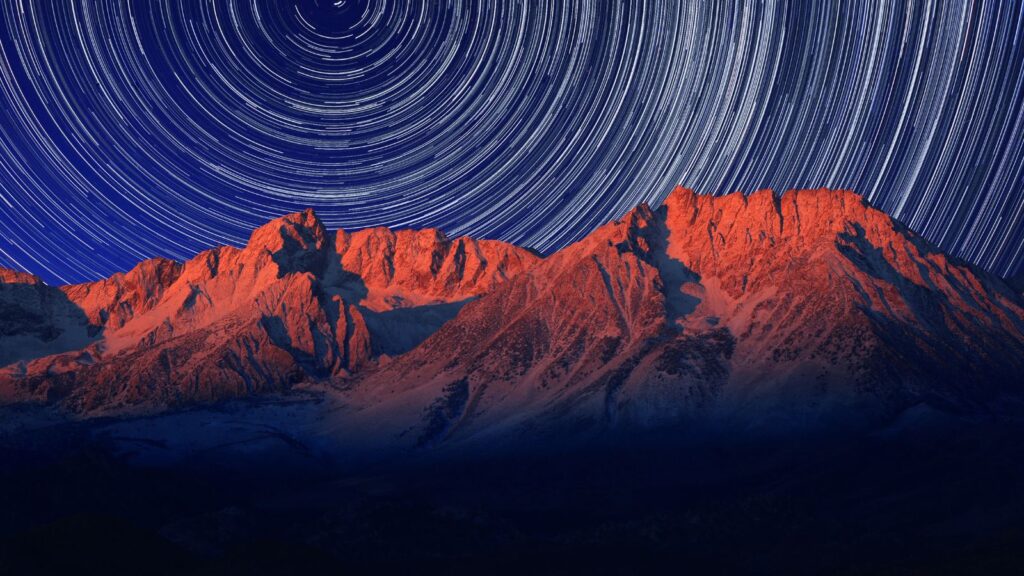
xmin=1 ymin=1 xmax=1023 ymax=285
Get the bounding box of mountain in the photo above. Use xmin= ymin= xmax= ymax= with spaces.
xmin=0 ymin=210 xmax=538 ymax=413
xmin=5 ymin=188 xmax=1024 ymax=573
xmin=3 ymin=189 xmax=1024 ymax=436
xmin=344 ymin=187 xmax=1024 ymax=447
xmin=60 ymin=257 xmax=184 ymax=331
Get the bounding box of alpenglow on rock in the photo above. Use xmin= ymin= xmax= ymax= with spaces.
xmin=343 ymin=187 xmax=1024 ymax=447
xmin=2 ymin=189 xmax=1023 ymax=442
xmin=0 ymin=209 xmax=538 ymax=413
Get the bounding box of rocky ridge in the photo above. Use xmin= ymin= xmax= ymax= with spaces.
xmin=0 ymin=210 xmax=538 ymax=413
xmin=344 ymin=187 xmax=1024 ymax=446
xmin=2 ymin=189 xmax=1023 ymax=441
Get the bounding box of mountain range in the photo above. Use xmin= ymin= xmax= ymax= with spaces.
xmin=2 ymin=187 xmax=1023 ymax=446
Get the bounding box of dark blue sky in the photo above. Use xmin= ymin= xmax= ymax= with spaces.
xmin=1 ymin=0 xmax=1023 ymax=285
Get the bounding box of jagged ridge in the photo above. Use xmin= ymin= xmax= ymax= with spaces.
xmin=0 ymin=209 xmax=538 ymax=413
xmin=344 ymin=187 xmax=1024 ymax=445
xmin=2 ymin=188 xmax=1023 ymax=435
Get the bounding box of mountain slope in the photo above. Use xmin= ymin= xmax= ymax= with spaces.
xmin=60 ymin=257 xmax=184 ymax=332
xmin=0 ymin=210 xmax=538 ymax=413
xmin=345 ymin=187 xmax=1024 ymax=446
xmin=0 ymin=269 xmax=99 ymax=367
xmin=4 ymin=189 xmax=1023 ymax=430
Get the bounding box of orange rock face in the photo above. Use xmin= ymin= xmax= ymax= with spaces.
xmin=347 ymin=188 xmax=1024 ymax=445
xmin=0 ymin=268 xmax=43 ymax=284
xmin=60 ymin=257 xmax=183 ymax=330
xmin=0 ymin=210 xmax=539 ymax=413
xmin=333 ymin=227 xmax=536 ymax=310
xmin=2 ymin=190 xmax=1023 ymax=430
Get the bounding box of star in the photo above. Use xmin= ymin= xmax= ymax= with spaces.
xmin=0 ymin=1 xmax=1022 ymax=285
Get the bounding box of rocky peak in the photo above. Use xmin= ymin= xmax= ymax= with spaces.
xmin=0 ymin=267 xmax=43 ymax=285
xmin=660 ymin=186 xmax=873 ymax=236
xmin=346 ymin=187 xmax=1024 ymax=447
xmin=333 ymin=225 xmax=540 ymax=308
xmin=123 ymin=257 xmax=182 ymax=285
xmin=1 ymin=209 xmax=540 ymax=411
xmin=246 ymin=208 xmax=329 ymax=275
xmin=61 ymin=258 xmax=184 ymax=330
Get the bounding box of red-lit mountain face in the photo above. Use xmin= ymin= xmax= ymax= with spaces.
xmin=2 ymin=189 xmax=1023 ymax=440
xmin=0 ymin=210 xmax=538 ymax=413
xmin=344 ymin=188 xmax=1024 ymax=446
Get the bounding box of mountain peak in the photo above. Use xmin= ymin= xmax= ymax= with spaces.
xmin=662 ymin=185 xmax=697 ymax=205
xmin=124 ymin=257 xmax=182 ymax=280
xmin=248 ymin=208 xmax=326 ymax=247
xmin=348 ymin=185 xmax=1024 ymax=445
xmin=246 ymin=208 xmax=329 ymax=275
xmin=662 ymin=186 xmax=868 ymax=213
xmin=659 ymin=187 xmax=886 ymax=244
xmin=0 ymin=267 xmax=42 ymax=285
xmin=1 ymin=208 xmax=540 ymax=412
xmin=5 ymin=187 xmax=1023 ymax=430
xmin=332 ymin=224 xmax=540 ymax=310
xmin=778 ymin=187 xmax=871 ymax=226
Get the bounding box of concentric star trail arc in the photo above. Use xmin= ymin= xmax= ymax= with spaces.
xmin=0 ymin=0 xmax=1023 ymax=285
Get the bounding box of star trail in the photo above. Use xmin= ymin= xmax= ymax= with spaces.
xmin=0 ymin=0 xmax=1023 ymax=285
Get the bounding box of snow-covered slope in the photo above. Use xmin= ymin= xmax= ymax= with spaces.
xmin=0 ymin=269 xmax=99 ymax=368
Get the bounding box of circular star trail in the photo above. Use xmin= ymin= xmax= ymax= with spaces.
xmin=1 ymin=1 xmax=1023 ymax=284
